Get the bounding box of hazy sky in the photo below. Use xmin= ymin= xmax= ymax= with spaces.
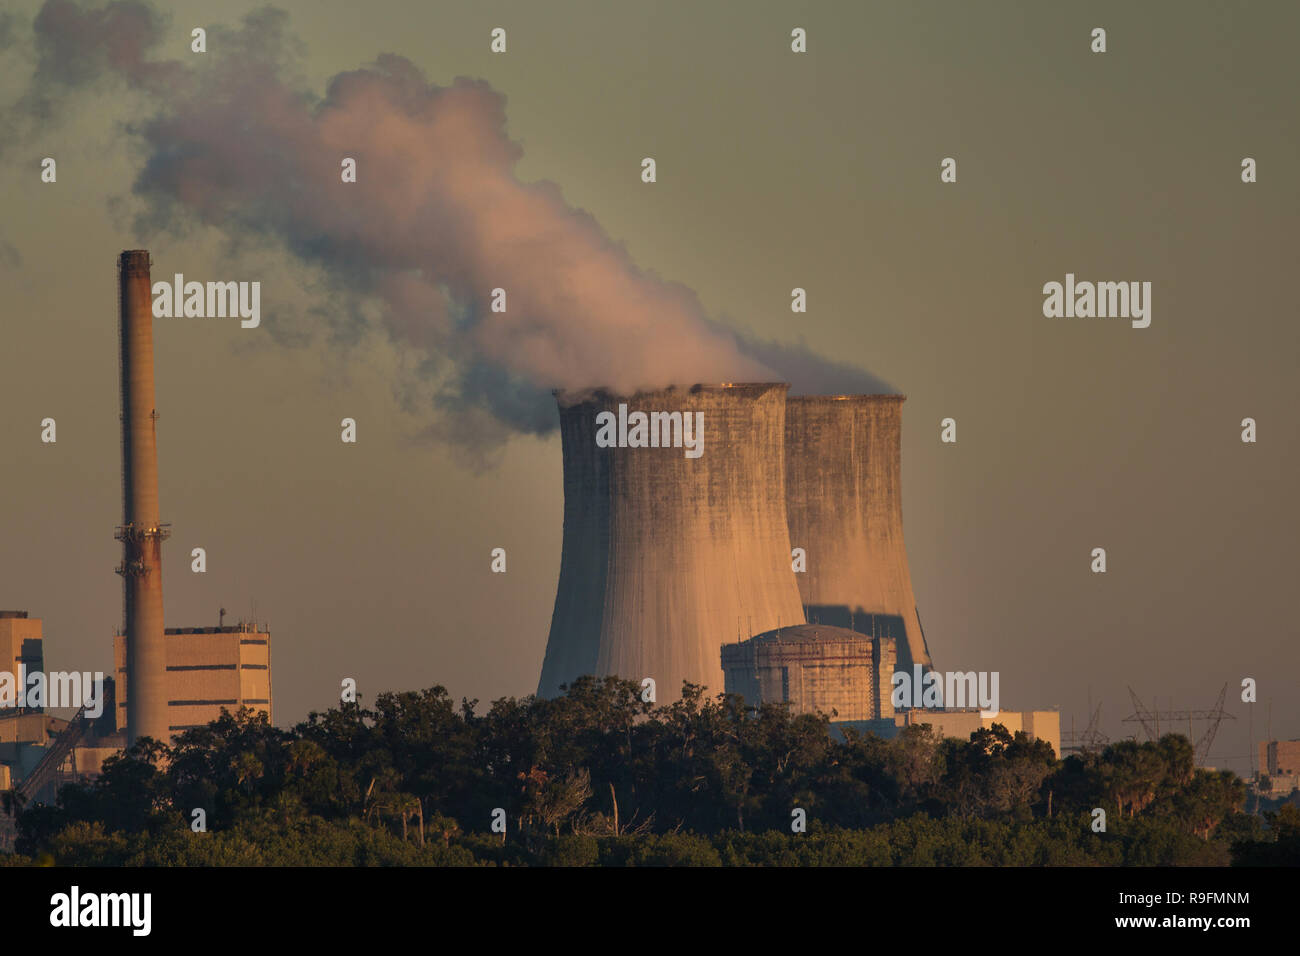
xmin=1 ymin=0 xmax=1295 ymax=775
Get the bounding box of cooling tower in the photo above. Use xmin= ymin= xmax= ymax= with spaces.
xmin=538 ymin=383 xmax=806 ymax=701
xmin=116 ymin=250 xmax=170 ymax=745
xmin=784 ymin=395 xmax=933 ymax=674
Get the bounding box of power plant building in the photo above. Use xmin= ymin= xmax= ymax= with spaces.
xmin=1 ymin=612 xmax=123 ymax=813
xmin=113 ymin=623 xmax=272 ymax=735
xmin=721 ymin=624 xmax=896 ymax=722
xmin=1259 ymin=739 xmax=1300 ymax=776
xmin=0 ymin=611 xmax=44 ymax=714
xmin=719 ymin=622 xmax=1060 ymax=754
xmin=4 ymin=248 xmax=277 ymax=823
xmin=1258 ymin=740 xmax=1300 ymax=795
xmin=0 ymin=713 xmax=69 ymax=800
xmin=0 ymin=612 xmax=51 ymax=796
xmin=893 ymin=708 xmax=1061 ymax=756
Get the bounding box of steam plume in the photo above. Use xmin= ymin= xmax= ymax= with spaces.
xmin=18 ymin=1 xmax=894 ymax=445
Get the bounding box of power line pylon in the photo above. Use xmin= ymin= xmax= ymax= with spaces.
xmin=1123 ymin=684 xmax=1235 ymax=766
xmin=1062 ymin=702 xmax=1109 ymax=756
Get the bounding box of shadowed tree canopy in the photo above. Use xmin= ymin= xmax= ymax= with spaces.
xmin=6 ymin=680 xmax=1267 ymax=866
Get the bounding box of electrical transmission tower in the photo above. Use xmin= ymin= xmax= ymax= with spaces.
xmin=1061 ymin=702 xmax=1109 ymax=756
xmin=1123 ymin=684 xmax=1235 ymax=766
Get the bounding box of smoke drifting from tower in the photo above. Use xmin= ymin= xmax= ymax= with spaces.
xmin=116 ymin=249 xmax=169 ymax=745
xmin=13 ymin=2 xmax=891 ymax=451
xmin=538 ymin=384 xmax=806 ymax=700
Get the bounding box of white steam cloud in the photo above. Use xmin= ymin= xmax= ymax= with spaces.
xmin=13 ymin=1 xmax=893 ymax=447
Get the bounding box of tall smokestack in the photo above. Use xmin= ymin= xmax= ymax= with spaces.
xmin=538 ymin=383 xmax=806 ymax=701
xmin=784 ymin=395 xmax=933 ymax=675
xmin=116 ymin=250 xmax=170 ymax=745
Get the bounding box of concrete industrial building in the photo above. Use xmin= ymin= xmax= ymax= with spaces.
xmin=1 ymin=612 xmax=49 ymax=796
xmin=1 ymin=608 xmax=272 ymax=806
xmin=114 ymin=623 xmax=272 ymax=735
xmin=784 ymin=394 xmax=933 ymax=675
xmin=0 ymin=611 xmax=44 ymax=714
xmin=3 ymin=614 xmax=272 ymax=806
xmin=1259 ymin=739 xmax=1300 ymax=775
xmin=1258 ymin=739 xmax=1300 ymax=795
xmin=1 ymin=611 xmax=123 ymax=809
xmin=538 ymin=384 xmax=807 ymax=701
xmin=816 ymin=709 xmax=1060 ymax=754
xmin=721 ymin=624 xmax=896 ymax=722
xmin=0 ymin=713 xmax=66 ymax=793
xmin=893 ymin=708 xmax=1061 ymax=755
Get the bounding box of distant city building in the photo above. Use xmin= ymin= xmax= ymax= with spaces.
xmin=721 ymin=624 xmax=896 ymax=722
xmin=113 ymin=622 xmax=272 ymax=737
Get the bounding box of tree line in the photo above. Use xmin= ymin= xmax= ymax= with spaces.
xmin=3 ymin=676 xmax=1295 ymax=866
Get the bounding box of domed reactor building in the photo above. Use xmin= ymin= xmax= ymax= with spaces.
xmin=720 ymin=623 xmax=897 ymax=722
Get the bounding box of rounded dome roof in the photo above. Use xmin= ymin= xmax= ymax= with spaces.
xmin=744 ymin=623 xmax=873 ymax=645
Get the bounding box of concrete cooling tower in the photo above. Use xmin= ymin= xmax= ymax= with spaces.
xmin=538 ymin=383 xmax=806 ymax=701
xmin=784 ymin=395 xmax=933 ymax=675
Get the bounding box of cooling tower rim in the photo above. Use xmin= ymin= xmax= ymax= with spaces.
xmin=787 ymin=393 xmax=907 ymax=403
xmin=552 ymin=382 xmax=791 ymax=406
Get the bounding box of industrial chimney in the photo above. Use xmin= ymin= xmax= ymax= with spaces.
xmin=538 ymin=383 xmax=806 ymax=701
xmin=116 ymin=250 xmax=170 ymax=745
xmin=783 ymin=395 xmax=933 ymax=675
